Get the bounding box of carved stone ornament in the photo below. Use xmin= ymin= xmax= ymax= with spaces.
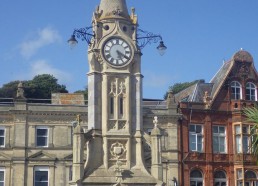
xmin=203 ymin=91 xmax=212 ymax=109
xmin=16 ymin=82 xmax=25 ymax=99
xmin=118 ymin=81 xmax=126 ymax=95
xmin=110 ymin=141 xmax=127 ymax=160
xmin=153 ymin=116 xmax=158 ymax=128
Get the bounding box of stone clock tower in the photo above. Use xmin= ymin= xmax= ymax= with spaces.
xmin=71 ymin=0 xmax=163 ymax=185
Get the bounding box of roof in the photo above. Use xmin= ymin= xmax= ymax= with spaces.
xmin=175 ymin=50 xmax=256 ymax=105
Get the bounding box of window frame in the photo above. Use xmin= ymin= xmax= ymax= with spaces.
xmin=231 ymin=81 xmax=242 ymax=100
xmin=0 ymin=127 xmax=5 ymax=148
xmin=34 ymin=166 xmax=49 ymax=186
xmin=0 ymin=167 xmax=5 ymax=186
xmin=189 ymin=124 xmax=203 ymax=152
xmin=213 ymin=125 xmax=227 ymax=153
xmin=36 ymin=126 xmax=49 ymax=147
xmin=214 ymin=170 xmax=227 ymax=186
xmin=245 ymin=82 xmax=257 ymax=101
xmin=235 ymin=125 xmax=253 ymax=154
xmin=245 ymin=170 xmax=258 ymax=186
xmin=190 ymin=169 xmax=203 ymax=186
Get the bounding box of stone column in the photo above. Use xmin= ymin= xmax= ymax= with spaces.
xmin=88 ymin=72 xmax=101 ymax=130
xmin=72 ymin=118 xmax=84 ymax=186
xmin=151 ymin=116 xmax=163 ymax=181
xmin=12 ymin=99 xmax=27 ymax=186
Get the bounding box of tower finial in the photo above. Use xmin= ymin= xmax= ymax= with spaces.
xmin=99 ymin=0 xmax=130 ymax=20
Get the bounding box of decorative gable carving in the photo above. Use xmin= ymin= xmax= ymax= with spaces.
xmin=0 ymin=152 xmax=11 ymax=160
xmin=28 ymin=151 xmax=57 ymax=161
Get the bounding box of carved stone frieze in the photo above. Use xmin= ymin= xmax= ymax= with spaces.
xmin=28 ymin=112 xmax=87 ymax=124
xmin=213 ymin=154 xmax=229 ymax=162
xmin=0 ymin=115 xmax=13 ymax=124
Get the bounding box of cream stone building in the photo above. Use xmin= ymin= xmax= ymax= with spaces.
xmin=0 ymin=0 xmax=180 ymax=186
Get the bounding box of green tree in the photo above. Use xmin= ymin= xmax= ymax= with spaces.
xmin=26 ymin=74 xmax=68 ymax=99
xmin=0 ymin=81 xmax=21 ymax=98
xmin=0 ymin=74 xmax=68 ymax=100
xmin=243 ymin=106 xmax=258 ymax=156
xmin=164 ymin=79 xmax=202 ymax=99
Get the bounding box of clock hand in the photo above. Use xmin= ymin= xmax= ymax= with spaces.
xmin=116 ymin=50 xmax=130 ymax=60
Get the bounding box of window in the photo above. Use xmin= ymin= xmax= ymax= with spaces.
xmin=236 ymin=169 xmax=243 ymax=186
xmin=235 ymin=125 xmax=253 ymax=154
xmin=231 ymin=81 xmax=242 ymax=100
xmin=34 ymin=167 xmax=48 ymax=186
xmin=189 ymin=124 xmax=203 ymax=152
xmin=245 ymin=170 xmax=258 ymax=186
xmin=0 ymin=128 xmax=5 ymax=147
xmin=69 ymin=166 xmax=72 ymax=181
xmin=246 ymin=82 xmax=257 ymax=101
xmin=237 ymin=169 xmax=258 ymax=186
xmin=190 ymin=170 xmax=203 ymax=186
xmin=214 ymin=171 xmax=227 ymax=186
xmin=119 ymin=97 xmax=124 ymax=115
xmin=0 ymin=168 xmax=4 ymax=186
xmin=213 ymin=126 xmax=226 ymax=153
xmin=36 ymin=127 xmax=48 ymax=147
xmin=110 ymin=97 xmax=114 ymax=115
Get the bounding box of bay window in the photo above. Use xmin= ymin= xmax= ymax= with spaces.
xmin=235 ymin=125 xmax=253 ymax=154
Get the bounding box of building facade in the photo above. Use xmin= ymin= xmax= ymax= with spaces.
xmin=177 ymin=50 xmax=258 ymax=186
xmin=0 ymin=1 xmax=180 ymax=186
xmin=0 ymin=0 xmax=258 ymax=186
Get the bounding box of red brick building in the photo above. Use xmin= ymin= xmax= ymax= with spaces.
xmin=176 ymin=50 xmax=258 ymax=186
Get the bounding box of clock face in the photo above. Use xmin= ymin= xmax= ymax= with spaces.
xmin=103 ymin=38 xmax=132 ymax=66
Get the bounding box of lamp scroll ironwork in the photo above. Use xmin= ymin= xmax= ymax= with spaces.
xmin=67 ymin=26 xmax=95 ymax=47
xmin=68 ymin=26 xmax=167 ymax=55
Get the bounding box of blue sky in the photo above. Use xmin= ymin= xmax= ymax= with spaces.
xmin=1 ymin=0 xmax=258 ymax=99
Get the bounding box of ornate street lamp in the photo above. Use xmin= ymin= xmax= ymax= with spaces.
xmin=68 ymin=26 xmax=167 ymax=55
xmin=67 ymin=26 xmax=94 ymax=49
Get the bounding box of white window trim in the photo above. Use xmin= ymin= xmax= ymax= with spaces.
xmin=235 ymin=125 xmax=253 ymax=154
xmin=36 ymin=126 xmax=49 ymax=147
xmin=246 ymin=82 xmax=257 ymax=101
xmin=34 ymin=166 xmax=49 ymax=186
xmin=189 ymin=124 xmax=203 ymax=152
xmin=0 ymin=167 xmax=5 ymax=186
xmin=0 ymin=127 xmax=5 ymax=148
xmin=213 ymin=126 xmax=227 ymax=153
xmin=231 ymin=81 xmax=242 ymax=100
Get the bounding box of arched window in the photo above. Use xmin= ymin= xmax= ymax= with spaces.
xmin=214 ymin=171 xmax=227 ymax=186
xmin=231 ymin=81 xmax=242 ymax=100
xmin=190 ymin=170 xmax=203 ymax=186
xmin=245 ymin=170 xmax=258 ymax=186
xmin=246 ymin=82 xmax=257 ymax=101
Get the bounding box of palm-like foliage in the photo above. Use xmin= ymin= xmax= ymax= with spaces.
xmin=243 ymin=107 xmax=258 ymax=156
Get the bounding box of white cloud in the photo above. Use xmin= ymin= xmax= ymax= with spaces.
xmin=30 ymin=60 xmax=71 ymax=84
xmin=19 ymin=27 xmax=61 ymax=59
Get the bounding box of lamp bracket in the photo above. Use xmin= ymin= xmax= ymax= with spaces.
xmin=136 ymin=29 xmax=163 ymax=49
xmin=72 ymin=26 xmax=95 ymax=45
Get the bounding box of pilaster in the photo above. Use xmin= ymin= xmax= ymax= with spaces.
xmin=151 ymin=119 xmax=163 ymax=181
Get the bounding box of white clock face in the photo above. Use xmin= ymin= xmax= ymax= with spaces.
xmin=103 ymin=38 xmax=132 ymax=66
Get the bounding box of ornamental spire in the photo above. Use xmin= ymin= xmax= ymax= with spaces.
xmin=98 ymin=0 xmax=130 ymax=20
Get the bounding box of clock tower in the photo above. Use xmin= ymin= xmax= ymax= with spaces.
xmin=71 ymin=0 xmax=163 ymax=185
